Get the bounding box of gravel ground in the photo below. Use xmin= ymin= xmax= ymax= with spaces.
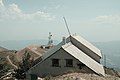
xmin=40 ymin=72 xmax=120 ymax=80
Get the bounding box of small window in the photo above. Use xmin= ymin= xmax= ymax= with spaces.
xmin=66 ymin=59 xmax=73 ymax=67
xmin=52 ymin=59 xmax=59 ymax=67
xmin=77 ymin=63 xmax=85 ymax=69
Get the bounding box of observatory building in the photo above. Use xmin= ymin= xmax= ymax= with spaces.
xmin=26 ymin=34 xmax=105 ymax=80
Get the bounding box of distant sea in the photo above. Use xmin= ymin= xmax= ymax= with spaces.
xmin=0 ymin=40 xmax=120 ymax=71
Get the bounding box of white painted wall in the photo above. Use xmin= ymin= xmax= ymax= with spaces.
xmin=28 ymin=48 xmax=94 ymax=78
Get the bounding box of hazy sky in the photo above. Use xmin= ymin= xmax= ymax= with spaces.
xmin=0 ymin=0 xmax=120 ymax=42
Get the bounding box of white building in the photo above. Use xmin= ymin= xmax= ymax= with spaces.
xmin=26 ymin=34 xmax=105 ymax=80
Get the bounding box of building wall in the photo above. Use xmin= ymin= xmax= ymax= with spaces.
xmin=28 ymin=48 xmax=94 ymax=78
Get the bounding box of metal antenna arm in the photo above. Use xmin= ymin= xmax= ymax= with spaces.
xmin=63 ymin=17 xmax=71 ymax=36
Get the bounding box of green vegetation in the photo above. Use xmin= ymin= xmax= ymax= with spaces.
xmin=14 ymin=51 xmax=34 ymax=79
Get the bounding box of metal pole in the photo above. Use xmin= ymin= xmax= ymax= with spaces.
xmin=63 ymin=17 xmax=71 ymax=36
xmin=104 ymin=54 xmax=106 ymax=74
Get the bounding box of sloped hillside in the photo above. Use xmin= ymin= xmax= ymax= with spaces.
xmin=0 ymin=45 xmax=49 ymax=70
xmin=0 ymin=45 xmax=49 ymax=79
xmin=15 ymin=45 xmax=48 ymax=62
xmin=0 ymin=46 xmax=8 ymax=52
xmin=0 ymin=49 xmax=16 ymax=77
xmin=0 ymin=49 xmax=16 ymax=67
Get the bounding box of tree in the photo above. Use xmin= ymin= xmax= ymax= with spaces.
xmin=14 ymin=51 xmax=34 ymax=79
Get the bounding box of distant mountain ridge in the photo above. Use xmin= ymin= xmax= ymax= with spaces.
xmin=93 ymin=41 xmax=120 ymax=71
xmin=0 ymin=40 xmax=59 ymax=50
xmin=0 ymin=46 xmax=8 ymax=52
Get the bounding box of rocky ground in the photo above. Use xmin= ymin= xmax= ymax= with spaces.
xmin=42 ymin=72 xmax=120 ymax=80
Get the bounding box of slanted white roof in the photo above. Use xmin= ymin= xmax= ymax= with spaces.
xmin=62 ymin=42 xmax=105 ymax=76
xmin=70 ymin=34 xmax=102 ymax=57
xmin=39 ymin=34 xmax=101 ymax=61
xmin=41 ymin=41 xmax=64 ymax=60
xmin=30 ymin=41 xmax=65 ymax=70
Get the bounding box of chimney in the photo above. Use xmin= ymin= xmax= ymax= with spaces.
xmin=62 ymin=37 xmax=66 ymax=44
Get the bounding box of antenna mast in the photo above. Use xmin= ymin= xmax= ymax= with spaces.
xmin=104 ymin=54 xmax=106 ymax=75
xmin=47 ymin=32 xmax=53 ymax=46
xmin=63 ymin=17 xmax=71 ymax=36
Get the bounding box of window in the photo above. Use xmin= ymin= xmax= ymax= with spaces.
xmin=52 ymin=59 xmax=59 ymax=67
xmin=77 ymin=63 xmax=85 ymax=69
xmin=66 ymin=59 xmax=73 ymax=67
